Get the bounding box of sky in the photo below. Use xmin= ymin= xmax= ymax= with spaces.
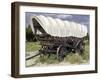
xmin=25 ymin=12 xmax=90 ymax=33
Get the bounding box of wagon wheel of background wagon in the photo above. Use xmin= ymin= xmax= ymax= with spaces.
xmin=57 ymin=45 xmax=66 ymax=61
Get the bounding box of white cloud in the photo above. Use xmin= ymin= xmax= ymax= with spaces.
xmin=56 ymin=14 xmax=73 ymax=19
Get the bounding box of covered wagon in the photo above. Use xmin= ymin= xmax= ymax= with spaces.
xmin=30 ymin=15 xmax=87 ymax=61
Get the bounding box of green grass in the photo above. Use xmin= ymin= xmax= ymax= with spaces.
xmin=64 ymin=53 xmax=83 ymax=64
xmin=26 ymin=40 xmax=89 ymax=67
xmin=82 ymin=40 xmax=89 ymax=61
xmin=64 ymin=40 xmax=89 ymax=64
xmin=26 ymin=41 xmax=41 ymax=52
xmin=38 ymin=54 xmax=59 ymax=64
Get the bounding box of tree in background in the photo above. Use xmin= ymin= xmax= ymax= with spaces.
xmin=84 ymin=33 xmax=89 ymax=40
xmin=26 ymin=25 xmax=37 ymax=42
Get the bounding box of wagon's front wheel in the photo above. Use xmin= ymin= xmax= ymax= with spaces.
xmin=57 ymin=45 xmax=66 ymax=61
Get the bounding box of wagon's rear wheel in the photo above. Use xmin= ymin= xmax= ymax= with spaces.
xmin=76 ymin=41 xmax=84 ymax=55
xmin=57 ymin=45 xmax=66 ymax=61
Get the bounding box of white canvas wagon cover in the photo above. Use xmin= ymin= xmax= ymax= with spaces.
xmin=31 ymin=15 xmax=87 ymax=38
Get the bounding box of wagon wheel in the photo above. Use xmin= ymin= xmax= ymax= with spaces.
xmin=76 ymin=40 xmax=84 ymax=55
xmin=57 ymin=45 xmax=66 ymax=61
xmin=79 ymin=41 xmax=84 ymax=55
